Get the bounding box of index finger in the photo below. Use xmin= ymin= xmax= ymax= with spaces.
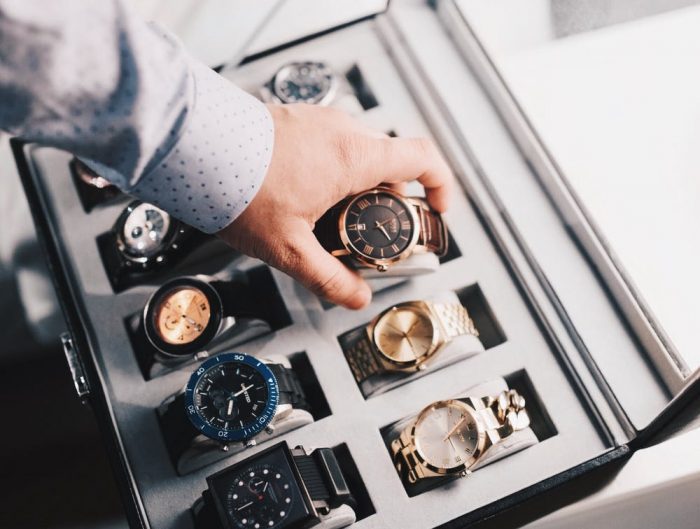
xmin=352 ymin=136 xmax=454 ymax=212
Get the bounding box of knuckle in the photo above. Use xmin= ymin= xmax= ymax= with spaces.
xmin=334 ymin=133 xmax=361 ymax=172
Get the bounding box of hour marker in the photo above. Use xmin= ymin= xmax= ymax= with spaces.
xmin=401 ymin=220 xmax=411 ymax=230
xmin=379 ymin=248 xmax=384 ymax=257
xmin=399 ymin=235 xmax=409 ymax=241
xmin=375 ymin=194 xmax=379 ymax=204
xmin=347 ymin=223 xmax=366 ymax=231
xmin=390 ymin=244 xmax=400 ymax=253
xmin=280 ymin=511 xmax=286 ymax=517
xmin=357 ymin=198 xmax=371 ymax=209
xmin=363 ymin=244 xmax=374 ymax=255
xmin=388 ymin=198 xmax=394 ymax=207
xmin=263 ymin=469 xmax=269 ymax=474
xmin=276 ymin=473 xmax=281 ymax=479
xmin=285 ymin=498 xmax=291 ymax=503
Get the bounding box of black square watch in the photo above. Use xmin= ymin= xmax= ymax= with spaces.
xmin=198 ymin=442 xmax=354 ymax=529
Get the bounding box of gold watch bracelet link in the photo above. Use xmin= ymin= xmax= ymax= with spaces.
xmin=430 ymin=302 xmax=479 ymax=340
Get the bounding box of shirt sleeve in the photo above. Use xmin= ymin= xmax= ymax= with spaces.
xmin=0 ymin=0 xmax=274 ymax=234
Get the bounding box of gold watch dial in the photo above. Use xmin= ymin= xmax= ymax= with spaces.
xmin=153 ymin=287 xmax=211 ymax=345
xmin=414 ymin=400 xmax=480 ymax=472
xmin=373 ymin=306 xmax=436 ymax=364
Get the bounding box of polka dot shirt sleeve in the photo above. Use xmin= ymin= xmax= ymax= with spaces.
xmin=0 ymin=0 xmax=274 ymax=234
xmin=126 ymin=61 xmax=274 ymax=234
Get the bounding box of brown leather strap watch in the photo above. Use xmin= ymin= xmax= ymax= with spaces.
xmin=314 ymin=187 xmax=448 ymax=272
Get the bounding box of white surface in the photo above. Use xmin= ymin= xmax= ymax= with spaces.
xmin=526 ymin=426 xmax=700 ymax=529
xmin=131 ymin=0 xmax=388 ymax=67
xmin=460 ymin=0 xmax=700 ymax=371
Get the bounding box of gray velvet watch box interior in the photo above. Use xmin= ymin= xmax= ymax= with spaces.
xmin=14 ymin=2 xmax=685 ymax=528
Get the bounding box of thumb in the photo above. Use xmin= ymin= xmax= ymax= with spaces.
xmin=279 ymin=227 xmax=372 ymax=309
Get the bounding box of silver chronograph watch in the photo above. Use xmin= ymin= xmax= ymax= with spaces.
xmin=261 ymin=61 xmax=364 ymax=115
xmin=99 ymin=200 xmax=208 ymax=291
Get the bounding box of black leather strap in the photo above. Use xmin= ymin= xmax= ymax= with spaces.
xmin=313 ymin=202 xmax=345 ymax=253
xmin=158 ymin=393 xmax=199 ymax=466
xmin=210 ymin=279 xmax=264 ymax=320
xmin=268 ymin=363 xmax=310 ymax=411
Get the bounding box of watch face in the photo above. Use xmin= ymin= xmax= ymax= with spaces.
xmin=153 ymin=286 xmax=211 ymax=345
xmin=185 ymin=353 xmax=279 ymax=442
xmin=144 ymin=277 xmax=223 ymax=356
xmin=413 ymin=400 xmax=482 ymax=473
xmin=343 ymin=189 xmax=416 ymax=262
xmin=225 ymin=463 xmax=296 ymax=529
xmin=272 ymin=61 xmax=335 ymax=105
xmin=373 ymin=305 xmax=437 ymax=365
xmin=120 ymin=202 xmax=172 ymax=258
xmin=207 ymin=443 xmax=315 ymax=529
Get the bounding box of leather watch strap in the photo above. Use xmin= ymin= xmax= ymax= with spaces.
xmin=340 ymin=326 xmax=383 ymax=383
xmin=313 ymin=203 xmax=345 ymax=254
xmin=210 ymin=279 xmax=263 ymax=320
xmin=413 ymin=199 xmax=447 ymax=256
xmin=430 ymin=303 xmax=478 ymax=339
xmin=159 ymin=393 xmax=200 ymax=465
xmin=267 ymin=363 xmax=310 ymax=411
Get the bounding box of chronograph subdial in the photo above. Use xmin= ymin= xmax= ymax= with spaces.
xmin=120 ymin=202 xmax=172 ymax=259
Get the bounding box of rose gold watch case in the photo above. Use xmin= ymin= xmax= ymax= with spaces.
xmin=368 ymin=301 xmax=443 ymax=371
xmin=335 ymin=187 xmax=422 ymax=270
xmin=410 ymin=399 xmax=488 ymax=478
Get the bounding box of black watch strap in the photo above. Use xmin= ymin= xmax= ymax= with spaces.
xmin=268 ymin=363 xmax=310 ymax=411
xmin=159 ymin=392 xmax=199 ymax=465
xmin=313 ymin=203 xmax=345 ymax=254
xmin=292 ymin=447 xmax=354 ymax=510
xmin=339 ymin=325 xmax=383 ymax=383
xmin=210 ymin=279 xmax=262 ymax=320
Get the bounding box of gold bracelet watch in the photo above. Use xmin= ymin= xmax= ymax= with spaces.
xmin=391 ymin=389 xmax=530 ymax=484
xmin=342 ymin=301 xmax=479 ymax=383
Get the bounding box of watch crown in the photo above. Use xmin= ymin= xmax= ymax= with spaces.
xmin=265 ymin=425 xmax=275 ymax=435
xmin=377 ymin=264 xmax=388 ymax=272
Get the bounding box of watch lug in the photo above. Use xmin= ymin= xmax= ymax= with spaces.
xmin=220 ymin=443 xmax=230 ymax=452
xmin=244 ymin=439 xmax=257 ymax=449
xmin=265 ymin=424 xmax=275 ymax=435
xmin=377 ymin=263 xmax=388 ymax=272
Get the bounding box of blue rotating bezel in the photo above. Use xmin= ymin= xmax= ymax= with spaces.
xmin=184 ymin=352 xmax=279 ymax=443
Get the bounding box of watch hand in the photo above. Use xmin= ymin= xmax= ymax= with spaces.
xmin=443 ymin=416 xmax=467 ymax=442
xmin=385 ymin=322 xmax=407 ymax=336
xmin=233 ymin=383 xmax=254 ymax=397
xmin=226 ymin=398 xmax=234 ymax=416
xmin=373 ymin=220 xmax=392 ymax=241
xmin=236 ymin=501 xmax=254 ymax=511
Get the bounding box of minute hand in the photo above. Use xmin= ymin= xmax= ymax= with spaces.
xmin=443 ymin=416 xmax=467 ymax=442
xmin=233 ymin=384 xmax=254 ymax=397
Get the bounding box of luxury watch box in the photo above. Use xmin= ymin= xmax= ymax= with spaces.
xmin=12 ymin=1 xmax=700 ymax=528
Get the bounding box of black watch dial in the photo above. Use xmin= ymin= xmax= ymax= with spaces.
xmin=272 ymin=62 xmax=334 ymax=105
xmin=185 ymin=353 xmax=278 ymax=442
xmin=121 ymin=202 xmax=172 ymax=259
xmin=225 ymin=463 xmax=296 ymax=529
xmin=343 ymin=189 xmax=415 ymax=260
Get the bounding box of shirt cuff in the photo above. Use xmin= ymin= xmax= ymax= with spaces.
xmin=128 ymin=60 xmax=274 ymax=234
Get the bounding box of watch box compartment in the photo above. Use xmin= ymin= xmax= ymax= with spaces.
xmin=12 ymin=1 xmax=699 ymax=528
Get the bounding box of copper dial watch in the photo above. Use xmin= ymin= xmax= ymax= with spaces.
xmin=342 ymin=300 xmax=478 ymax=383
xmin=142 ymin=275 xmax=264 ymax=360
xmin=391 ymin=389 xmax=530 ymax=484
xmin=314 ymin=187 xmax=448 ymax=272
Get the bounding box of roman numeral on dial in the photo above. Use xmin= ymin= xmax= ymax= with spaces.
xmin=357 ymin=198 xmax=371 ymax=210
xmin=363 ymin=244 xmax=374 ymax=255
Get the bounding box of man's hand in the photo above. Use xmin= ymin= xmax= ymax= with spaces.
xmin=217 ymin=104 xmax=453 ymax=309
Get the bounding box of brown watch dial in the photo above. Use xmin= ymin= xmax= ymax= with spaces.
xmin=373 ymin=306 xmax=436 ymax=363
xmin=153 ymin=287 xmax=211 ymax=345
